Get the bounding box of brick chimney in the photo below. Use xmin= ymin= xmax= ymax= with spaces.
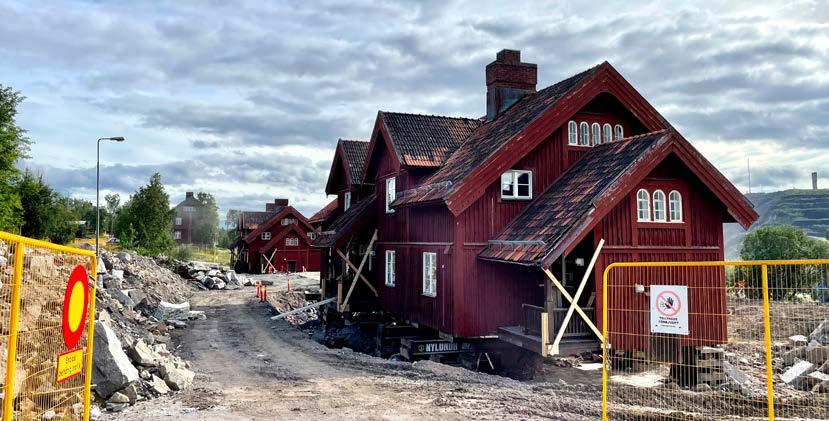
xmin=185 ymin=192 xmax=194 ymax=199
xmin=266 ymin=198 xmax=289 ymax=211
xmin=486 ymin=49 xmax=537 ymax=121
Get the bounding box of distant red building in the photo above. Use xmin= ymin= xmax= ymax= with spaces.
xmin=313 ymin=49 xmax=758 ymax=357
xmin=172 ymin=192 xmax=199 ymax=244
xmin=229 ymin=199 xmax=321 ymax=274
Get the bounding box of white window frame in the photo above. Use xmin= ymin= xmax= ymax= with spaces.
xmin=591 ymin=123 xmax=601 ymax=146
xmin=385 ymin=177 xmax=396 ymax=213
xmin=422 ymin=252 xmax=437 ymax=297
xmin=306 ymin=231 xmax=316 ymax=240
xmin=579 ymin=122 xmax=590 ymax=146
xmin=261 ymin=231 xmax=272 ymax=241
xmin=385 ymin=250 xmax=396 ymax=287
xmin=669 ymin=190 xmax=683 ymax=222
xmin=343 ymin=191 xmax=351 ymax=211
xmin=183 ymin=206 xmax=195 ymax=212
xmin=652 ymin=190 xmax=667 ymax=222
xmin=614 ymin=124 xmax=624 ymax=140
xmin=568 ymin=121 xmax=578 ymax=145
xmin=285 ymin=237 xmax=299 ymax=246
xmin=174 ymin=230 xmax=181 ymax=240
xmin=603 ymin=123 xmax=612 ymax=143
xmin=500 ymin=170 xmax=532 ymax=200
xmin=175 ymin=217 xmax=182 ymax=226
xmin=636 ymin=189 xmax=651 ymax=222
xmin=281 ymin=217 xmax=297 ymax=226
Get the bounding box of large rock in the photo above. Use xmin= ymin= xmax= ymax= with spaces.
xmin=782 ymin=346 xmax=807 ymax=366
xmin=102 ymin=274 xmax=123 ymax=289
xmin=92 ymin=321 xmax=139 ymax=398
xmin=160 ymin=363 xmax=195 ymax=391
xmin=154 ymin=301 xmax=191 ymax=321
xmin=149 ymin=375 xmax=170 ymax=395
xmin=803 ymin=342 xmax=829 ymax=365
xmin=723 ymin=361 xmax=754 ymax=394
xmin=811 ymin=320 xmax=829 ymax=345
xmin=127 ymin=339 xmax=160 ymax=366
xmin=107 ymin=289 xmax=135 ymax=309
xmin=789 ymin=335 xmax=809 ymax=347
xmin=116 ymin=251 xmax=132 ymax=263
xmin=781 ymin=360 xmax=815 ymax=389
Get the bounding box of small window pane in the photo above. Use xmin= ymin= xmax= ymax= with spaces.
xmin=614 ymin=124 xmax=624 ymax=140
xmin=517 ymin=184 xmax=530 ymax=197
xmin=579 ymin=122 xmax=590 ymax=145
xmin=637 ymin=189 xmax=650 ymax=221
xmin=501 ymin=172 xmax=514 ymax=196
xmin=653 ymin=190 xmax=667 ymax=221
xmin=669 ymin=191 xmax=682 ymax=222
xmin=603 ymin=124 xmax=612 ymax=143
xmin=591 ymin=123 xmax=601 ymax=146
xmin=568 ymin=121 xmax=578 ymax=145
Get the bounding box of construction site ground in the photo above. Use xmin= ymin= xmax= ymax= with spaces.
xmin=102 ymin=285 xmax=603 ymax=420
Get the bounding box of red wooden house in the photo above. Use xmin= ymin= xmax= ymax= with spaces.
xmin=313 ymin=49 xmax=757 ymax=357
xmin=229 ymin=199 xmax=321 ymax=274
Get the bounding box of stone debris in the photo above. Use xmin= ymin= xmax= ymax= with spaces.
xmin=92 ymin=321 xmax=140 ymax=398
xmin=812 ymin=320 xmax=829 ymax=345
xmin=177 ymin=261 xmax=251 ymax=289
xmin=154 ymin=301 xmax=191 ymax=321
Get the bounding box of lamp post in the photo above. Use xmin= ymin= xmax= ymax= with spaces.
xmin=96 ymin=136 xmax=125 ymax=261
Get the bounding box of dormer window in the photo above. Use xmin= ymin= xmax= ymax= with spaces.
xmin=591 ymin=123 xmax=601 ymax=146
xmin=285 ymin=237 xmax=299 ymax=246
xmin=568 ymin=121 xmax=578 ymax=145
xmin=614 ymin=124 xmax=624 ymax=140
xmin=344 ymin=192 xmax=351 ymax=211
xmin=603 ymin=124 xmax=612 ymax=143
xmin=579 ymin=122 xmax=590 ymax=146
xmin=385 ymin=177 xmax=396 ymax=213
xmin=261 ymin=232 xmax=272 ymax=241
xmin=501 ymin=170 xmax=532 ymax=200
xmin=281 ymin=218 xmax=297 ymax=226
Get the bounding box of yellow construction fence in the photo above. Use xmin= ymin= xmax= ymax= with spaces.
xmin=601 ymin=260 xmax=829 ymax=420
xmin=1 ymin=232 xmax=96 ymax=421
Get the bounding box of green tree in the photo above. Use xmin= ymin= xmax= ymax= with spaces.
xmin=0 ymin=85 xmax=32 ymax=231
xmin=16 ymin=170 xmax=55 ymax=239
xmin=192 ymin=192 xmax=219 ymax=245
xmin=105 ymin=193 xmax=121 ymax=234
xmin=115 ymin=173 xmax=174 ymax=255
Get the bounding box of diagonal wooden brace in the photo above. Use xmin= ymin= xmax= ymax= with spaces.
xmin=340 ymin=230 xmax=379 ymax=308
xmin=261 ymin=248 xmax=278 ymax=273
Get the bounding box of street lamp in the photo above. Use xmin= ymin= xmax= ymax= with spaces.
xmin=97 ymin=136 xmax=125 ymax=261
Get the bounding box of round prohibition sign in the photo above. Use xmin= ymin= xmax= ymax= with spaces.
xmin=61 ymin=264 xmax=90 ymax=349
xmin=655 ymin=290 xmax=681 ymax=317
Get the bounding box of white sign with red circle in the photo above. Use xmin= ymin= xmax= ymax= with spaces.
xmin=650 ymin=285 xmax=689 ymax=335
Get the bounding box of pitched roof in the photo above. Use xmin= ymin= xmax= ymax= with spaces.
xmin=479 ymin=130 xmax=758 ymax=266
xmin=312 ymin=194 xmax=376 ymax=249
xmin=309 ymin=198 xmax=338 ymax=224
xmin=260 ymin=223 xmax=313 ymax=252
xmin=380 ymin=112 xmax=481 ymax=168
xmin=237 ymin=211 xmax=277 ymax=230
xmin=243 ymin=206 xmax=314 ymax=244
xmin=174 ymin=194 xmax=199 ymax=210
xmin=340 ymin=139 xmax=370 ymax=185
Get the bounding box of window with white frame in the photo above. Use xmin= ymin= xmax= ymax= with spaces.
xmin=591 ymin=123 xmax=601 ymax=146
xmin=174 ymin=231 xmax=181 ymax=240
xmin=568 ymin=121 xmax=578 ymax=145
xmin=614 ymin=124 xmax=624 ymax=140
xmin=175 ymin=217 xmax=182 ymax=226
xmin=385 ymin=177 xmax=396 ymax=213
xmin=579 ymin=122 xmax=590 ymax=146
xmin=603 ymin=123 xmax=612 ymax=143
xmin=422 ymin=252 xmax=436 ymax=297
xmin=343 ymin=192 xmax=351 ymax=211
xmin=261 ymin=231 xmax=272 ymax=241
xmin=385 ymin=250 xmax=396 ymax=287
xmin=636 ymin=189 xmax=651 ymax=221
xmin=306 ymin=231 xmax=316 ymax=240
xmin=500 ymin=170 xmax=532 ymax=200
xmin=285 ymin=237 xmax=299 ymax=246
xmin=183 ymin=206 xmax=195 ymax=212
xmin=669 ymin=191 xmax=683 ymax=222
xmin=653 ymin=190 xmax=667 ymax=222
xmin=281 ymin=217 xmax=297 ymax=226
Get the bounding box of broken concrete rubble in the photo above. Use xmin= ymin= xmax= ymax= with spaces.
xmin=154 ymin=301 xmax=191 ymax=321
xmin=811 ymin=319 xmax=829 ymax=345
xmin=92 ymin=321 xmax=140 ymax=398
xmin=159 ymin=362 xmax=195 ymax=391
xmin=177 ymin=261 xmax=249 ymax=290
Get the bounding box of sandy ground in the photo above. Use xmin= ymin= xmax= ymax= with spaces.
xmin=101 ymin=288 xmax=603 ymax=421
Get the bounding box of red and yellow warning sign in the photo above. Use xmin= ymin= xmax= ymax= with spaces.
xmin=61 ymin=264 xmax=90 ymax=349
xmin=56 ymin=347 xmax=84 ymax=383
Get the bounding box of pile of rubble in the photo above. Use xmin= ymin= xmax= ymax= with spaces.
xmin=93 ymin=250 xmax=201 ymax=412
xmin=777 ymin=319 xmax=829 ymax=393
xmin=175 ymin=261 xmax=250 ymax=290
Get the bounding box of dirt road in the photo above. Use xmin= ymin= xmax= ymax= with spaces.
xmin=103 ymin=289 xmax=602 ymax=420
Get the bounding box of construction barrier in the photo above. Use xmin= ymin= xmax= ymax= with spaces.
xmin=1 ymin=232 xmax=96 ymax=421
xmin=602 ymin=260 xmax=829 ymax=420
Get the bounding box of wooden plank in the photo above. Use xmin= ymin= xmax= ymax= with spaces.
xmin=541 ymin=312 xmax=550 ymax=357
xmin=542 ymin=269 xmax=603 ymax=342
xmin=341 ymin=230 xmax=378 ymax=307
xmin=270 ymin=297 xmax=336 ymax=320
xmin=336 ymin=248 xmax=379 ymax=297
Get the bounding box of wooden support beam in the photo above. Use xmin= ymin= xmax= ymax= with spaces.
xmin=262 ymin=248 xmax=278 ymax=273
xmin=271 ymin=297 xmax=336 ymax=320
xmin=341 ymin=230 xmax=378 ymax=308
xmin=542 ymin=268 xmax=603 ymax=342
xmin=549 ymin=238 xmax=604 ymax=355
xmin=541 ymin=312 xmax=550 ymax=357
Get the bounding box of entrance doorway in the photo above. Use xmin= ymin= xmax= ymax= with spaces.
xmin=286 ymin=260 xmax=297 ymax=273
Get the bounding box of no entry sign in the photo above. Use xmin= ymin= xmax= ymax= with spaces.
xmin=650 ymin=285 xmax=689 ymax=335
xmin=61 ymin=264 xmax=90 ymax=349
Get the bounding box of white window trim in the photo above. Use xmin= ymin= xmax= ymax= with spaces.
xmin=669 ymin=190 xmax=683 ymax=223
xmin=500 ymin=169 xmax=533 ymax=200
xmin=636 ymin=189 xmax=651 ymax=222
xmin=385 ymin=177 xmax=396 ymax=213
xmin=261 ymin=231 xmax=272 ymax=241
xmin=175 ymin=217 xmax=182 ymax=226
xmin=603 ymin=123 xmax=612 ymax=143
xmin=385 ymin=250 xmax=396 ymax=287
xmin=174 ymin=231 xmax=181 ymax=240
xmin=614 ymin=124 xmax=624 ymax=140
xmin=422 ymin=252 xmax=437 ymax=297
xmin=652 ymin=189 xmax=667 ymax=222
xmin=285 ymin=237 xmax=299 ymax=246
xmin=306 ymin=231 xmax=316 ymax=240
xmin=591 ymin=123 xmax=601 ymax=146
xmin=567 ymin=121 xmax=578 ymax=145
xmin=343 ymin=191 xmax=351 ymax=211
xmin=579 ymin=122 xmax=590 ymax=146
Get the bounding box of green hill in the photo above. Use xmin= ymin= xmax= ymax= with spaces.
xmin=724 ymin=189 xmax=829 ymax=259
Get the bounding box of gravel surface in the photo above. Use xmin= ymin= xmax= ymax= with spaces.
xmin=101 ymin=288 xmax=603 ymax=420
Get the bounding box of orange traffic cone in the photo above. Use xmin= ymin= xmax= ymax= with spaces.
xmin=261 ymin=283 xmax=267 ymax=302
xmin=256 ymin=281 xmax=261 ymax=300
xmin=287 ymin=273 xmax=292 ymax=293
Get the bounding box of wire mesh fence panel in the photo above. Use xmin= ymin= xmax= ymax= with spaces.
xmin=0 ymin=233 xmax=96 ymax=421
xmin=1 ymin=241 xmax=20 ymax=418
xmin=602 ymin=261 xmax=829 ymax=420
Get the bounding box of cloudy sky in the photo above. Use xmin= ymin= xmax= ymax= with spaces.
xmin=2 ymin=0 xmax=827 ymax=219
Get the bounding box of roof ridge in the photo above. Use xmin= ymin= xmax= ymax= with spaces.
xmin=339 ymin=138 xmax=369 ymax=143
xmin=380 ymin=110 xmax=479 ymax=122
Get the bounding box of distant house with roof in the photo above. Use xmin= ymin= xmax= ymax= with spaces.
xmin=172 ymin=192 xmax=200 ymax=244
xmin=229 ymin=198 xmax=321 ymax=273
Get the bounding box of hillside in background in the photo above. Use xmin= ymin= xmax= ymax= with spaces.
xmin=724 ymin=189 xmax=829 ymax=259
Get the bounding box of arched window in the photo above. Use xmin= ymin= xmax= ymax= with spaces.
xmin=603 ymin=123 xmax=612 ymax=143
xmin=669 ymin=191 xmax=682 ymax=222
xmin=614 ymin=124 xmax=624 ymax=140
xmin=568 ymin=121 xmax=578 ymax=145
xmin=591 ymin=123 xmax=601 ymax=146
xmin=636 ymin=189 xmax=650 ymax=221
xmin=579 ymin=122 xmax=589 ymax=146
xmin=653 ymin=190 xmax=667 ymax=222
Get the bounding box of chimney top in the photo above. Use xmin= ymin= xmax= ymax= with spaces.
xmin=185 ymin=191 xmax=194 ymax=198
xmin=266 ymin=198 xmax=289 ymax=212
xmin=496 ymin=49 xmax=522 ymax=63
xmin=486 ymin=49 xmax=537 ymax=121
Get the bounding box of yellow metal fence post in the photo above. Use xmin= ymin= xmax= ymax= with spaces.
xmin=2 ymin=241 xmax=25 ymax=421
xmin=82 ymin=256 xmax=97 ymax=421
xmin=760 ymin=264 xmax=776 ymax=420
xmin=601 ymin=264 xmax=611 ymax=421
